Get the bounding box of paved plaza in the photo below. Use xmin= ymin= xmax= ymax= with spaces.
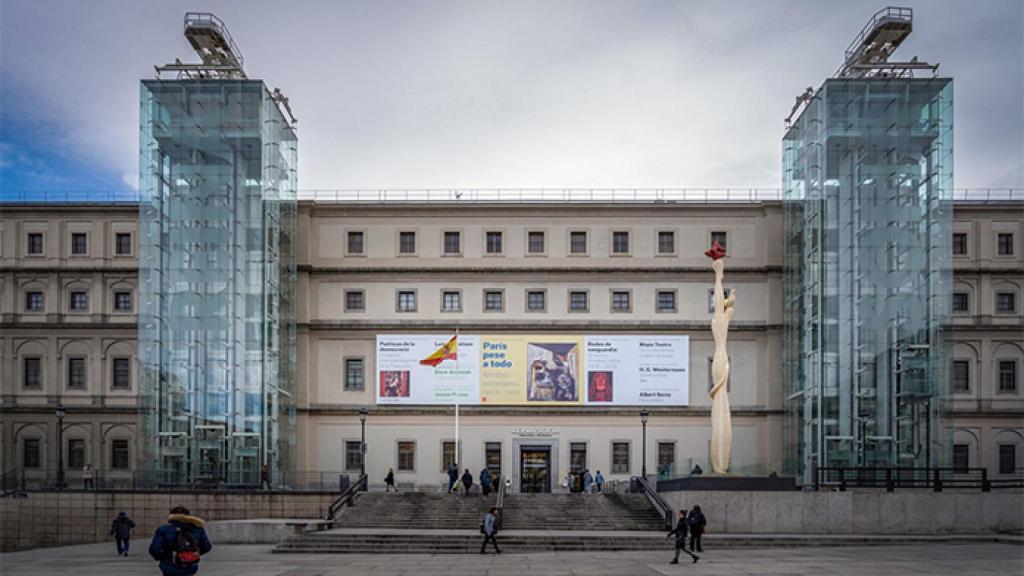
xmin=1 ymin=541 xmax=1021 ymax=576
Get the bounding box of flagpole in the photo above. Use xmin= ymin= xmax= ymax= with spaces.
xmin=454 ymin=328 xmax=460 ymax=471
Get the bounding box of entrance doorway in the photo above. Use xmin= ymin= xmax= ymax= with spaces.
xmin=520 ymin=445 xmax=551 ymax=493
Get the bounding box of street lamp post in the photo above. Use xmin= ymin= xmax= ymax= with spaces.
xmin=358 ymin=408 xmax=368 ymax=484
xmin=56 ymin=405 xmax=67 ymax=490
xmin=640 ymin=410 xmax=649 ymax=479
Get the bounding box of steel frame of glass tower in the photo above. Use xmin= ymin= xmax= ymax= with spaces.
xmin=783 ymin=77 xmax=953 ymax=485
xmin=138 ymin=79 xmax=297 ymax=488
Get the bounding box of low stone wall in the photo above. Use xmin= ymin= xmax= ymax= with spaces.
xmin=0 ymin=491 xmax=336 ymax=553
xmin=658 ymin=490 xmax=1024 ymax=534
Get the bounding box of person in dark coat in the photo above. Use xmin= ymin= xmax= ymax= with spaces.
xmin=687 ymin=505 xmax=707 ymax=552
xmin=149 ymin=506 xmax=212 ymax=576
xmin=666 ymin=509 xmax=699 ymax=564
xmin=447 ymin=463 xmax=459 ymax=493
xmin=384 ymin=468 xmax=398 ymax=492
xmin=109 ymin=511 xmax=135 ymax=556
xmin=479 ymin=467 xmax=492 ymax=497
xmin=480 ymin=507 xmax=501 ymax=554
xmin=461 ymin=469 xmax=474 ymax=496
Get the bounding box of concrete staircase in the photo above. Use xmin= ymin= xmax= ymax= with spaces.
xmin=501 ymin=493 xmax=667 ymax=531
xmin=329 ymin=491 xmax=496 ymax=530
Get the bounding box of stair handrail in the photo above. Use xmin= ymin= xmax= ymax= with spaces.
xmin=0 ymin=468 xmax=22 ymax=497
xmin=635 ymin=475 xmax=674 ymax=531
xmin=325 ymin=473 xmax=367 ymax=522
xmin=495 ymin=475 xmax=506 ymax=529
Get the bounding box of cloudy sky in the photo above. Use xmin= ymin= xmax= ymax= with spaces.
xmin=0 ymin=0 xmax=1021 ymax=194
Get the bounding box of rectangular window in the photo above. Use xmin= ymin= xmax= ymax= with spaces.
xmin=25 ymin=291 xmax=44 ymax=311
xmin=527 ymin=231 xmax=545 ymax=254
xmin=710 ymin=231 xmax=728 ymax=250
xmin=114 ymin=291 xmax=132 ymax=312
xmin=658 ymin=231 xmax=675 ymax=254
xmin=27 ymin=233 xmax=44 ymax=255
xmin=115 ymin=233 xmax=132 ymax=256
xmin=112 ymin=358 xmax=131 ymax=390
xmin=952 ymin=444 xmax=969 ymax=473
xmin=485 ymin=442 xmax=502 ymax=480
xmin=23 ymin=438 xmax=40 ymax=469
xmin=999 ymin=445 xmax=1016 ymax=475
xmin=611 ymin=231 xmax=630 ymax=254
xmin=997 ymin=233 xmax=1014 ymax=255
xmin=569 ymin=290 xmax=588 ymax=312
xmin=611 ymin=290 xmax=631 ymax=312
xmin=443 ymin=231 xmax=461 ymax=255
xmin=71 ymin=233 xmax=88 ymax=255
xmin=707 ymin=288 xmax=732 ymax=313
xmin=657 ymin=442 xmax=675 ymax=477
xmin=441 ymin=441 xmax=457 ymax=473
xmin=441 ymin=290 xmax=462 ymax=312
xmin=998 ymin=361 xmax=1018 ymax=393
xmin=952 ymin=233 xmax=967 ymax=256
xmin=996 ymin=292 xmax=1016 ymax=313
xmin=484 ymin=290 xmax=504 ymax=312
xmin=399 ymin=231 xmax=416 ymax=254
xmin=570 ymin=442 xmax=587 ymax=474
xmin=657 ymin=290 xmax=677 ymax=313
xmin=397 ymin=441 xmax=416 ymax=471
xmin=68 ymin=439 xmax=85 ymax=469
xmin=485 ymin=231 xmax=503 ymax=254
xmin=347 ymin=231 xmax=365 ymax=254
xmin=70 ymin=291 xmax=89 ymax=312
xmin=611 ymin=442 xmax=630 ymax=474
xmin=345 ymin=290 xmax=365 ymax=311
xmin=952 ymin=292 xmax=969 ymax=313
xmin=952 ymin=361 xmax=970 ymax=394
xmin=526 ymin=290 xmax=546 ymax=312
xmin=23 ymin=357 xmax=41 ymax=389
xmin=569 ymin=231 xmax=587 ymax=254
xmin=345 ymin=441 xmax=363 ymax=471
xmin=397 ymin=291 xmax=417 ymax=312
xmin=345 ymin=358 xmax=365 ymax=391
xmin=111 ymin=439 xmax=130 ymax=470
xmin=68 ymin=357 xmax=86 ymax=390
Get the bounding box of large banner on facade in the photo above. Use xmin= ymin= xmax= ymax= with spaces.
xmin=376 ymin=334 xmax=689 ymax=406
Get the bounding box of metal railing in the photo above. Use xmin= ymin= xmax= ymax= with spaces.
xmin=325 ymin=473 xmax=367 ymax=523
xmin=634 ymin=475 xmax=674 ymax=531
xmin=842 ymin=6 xmax=913 ymax=63
xmin=495 ymin=475 xmax=506 ymax=529
xmin=3 ymin=468 xmax=350 ymax=493
xmin=814 ymin=466 xmax=1024 ymax=492
xmin=1 ymin=468 xmax=21 ymax=497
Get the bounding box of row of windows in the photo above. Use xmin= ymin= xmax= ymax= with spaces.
xmin=21 ymin=356 xmax=132 ymax=390
xmin=343 ymin=229 xmax=729 ymax=257
xmin=952 ymin=291 xmax=1018 ymax=314
xmin=23 ymin=232 xmax=134 ymax=257
xmin=20 ymin=437 xmax=130 ymax=470
xmin=951 ymin=359 xmax=1019 ymax=395
xmin=952 ymin=232 xmax=1016 ymax=256
xmin=21 ymin=289 xmax=134 ymax=313
xmin=344 ymin=288 xmax=708 ymax=314
xmin=952 ymin=443 xmax=1018 ymax=475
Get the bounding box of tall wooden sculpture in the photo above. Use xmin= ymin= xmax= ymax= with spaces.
xmin=706 ymin=241 xmax=734 ymax=474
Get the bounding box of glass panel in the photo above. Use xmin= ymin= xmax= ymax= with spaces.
xmin=657 ymin=442 xmax=675 ymax=477
xmin=347 ymin=231 xmax=364 ymax=254
xmin=658 ymin=231 xmax=675 ymax=254
xmin=611 ymin=442 xmax=629 ymax=474
xmin=442 ymin=291 xmax=461 ymax=311
xmin=484 ymin=291 xmax=503 ymax=311
xmin=398 ymin=441 xmax=415 ymax=471
xmin=68 ymin=357 xmax=86 ymax=389
xmin=952 ymin=293 xmax=968 ymax=312
xmin=399 ymin=231 xmax=416 ymax=254
xmin=569 ymin=291 xmax=587 ymax=311
xmin=345 ymin=359 xmax=364 ymax=390
xmin=441 ymin=441 xmax=456 ymax=472
xmin=710 ymin=231 xmax=727 ymax=249
xmin=527 ymin=291 xmax=545 ymax=311
xmin=570 ymin=442 xmax=587 ymax=474
xmin=951 ymin=361 xmax=969 ymax=393
xmin=570 ymin=231 xmax=587 ymax=254
xmin=23 ymin=439 xmax=40 ymax=468
xmin=345 ymin=441 xmax=362 ymax=471
xmin=444 ymin=231 xmax=461 ymax=254
xmin=112 ymin=440 xmax=130 ymax=469
xmin=70 ymin=292 xmax=89 ymax=311
xmin=952 ymin=233 xmax=966 ymax=255
xmin=345 ymin=291 xmax=364 ymax=311
xmin=71 ymin=233 xmax=88 ymax=255
xmin=485 ymin=442 xmax=501 ymax=479
xmin=528 ymin=232 xmax=545 ymax=253
xmin=999 ymin=445 xmax=1016 ymax=474
xmin=23 ymin=357 xmax=41 ymax=388
xmin=68 ymin=439 xmax=86 ymax=469
xmin=116 ymin=233 xmax=132 ymax=255
xmin=952 ymin=444 xmax=969 ymax=472
xmin=657 ymin=291 xmax=676 ymax=312
xmin=612 ymin=291 xmax=630 ymax=311
xmin=486 ymin=231 xmax=503 ymax=254
xmin=113 ymin=358 xmax=131 ymax=389
xmin=612 ymin=231 xmax=629 ymax=254
xmin=999 ymin=362 xmax=1018 ymax=392
xmin=997 ymin=234 xmax=1014 ymax=255
xmin=27 ymin=233 xmax=43 ymax=254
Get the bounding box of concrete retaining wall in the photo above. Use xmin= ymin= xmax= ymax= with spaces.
xmin=659 ymin=490 xmax=1024 ymax=534
xmin=0 ymin=491 xmax=336 ymax=553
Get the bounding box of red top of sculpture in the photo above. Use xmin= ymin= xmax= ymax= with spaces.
xmin=704 ymin=241 xmax=727 ymax=260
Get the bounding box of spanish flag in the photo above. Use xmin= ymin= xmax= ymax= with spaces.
xmin=420 ymin=334 xmax=458 ymax=367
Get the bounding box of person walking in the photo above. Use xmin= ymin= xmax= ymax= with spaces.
xmin=594 ymin=470 xmax=605 ymax=493
xmin=447 ymin=463 xmax=459 ymax=493
xmin=384 ymin=468 xmax=398 ymax=492
xmin=480 ymin=507 xmax=501 ymax=554
xmin=479 ymin=467 xmax=492 ymax=497
xmin=260 ymin=464 xmax=270 ymax=490
xmin=690 ymin=464 xmax=703 ymax=476
xmin=687 ymin=505 xmax=707 ymax=553
xmin=461 ymin=469 xmax=474 ymax=496
xmin=149 ymin=506 xmax=212 ymax=576
xmin=82 ymin=463 xmax=95 ymax=490
xmin=109 ymin=511 xmax=135 ymax=557
xmin=666 ymin=509 xmax=699 ymax=565
xmin=582 ymin=469 xmax=593 ymax=494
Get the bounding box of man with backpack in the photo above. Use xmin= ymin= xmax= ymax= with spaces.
xmin=480 ymin=507 xmax=501 ymax=554
xmin=109 ymin=511 xmax=135 ymax=556
xmin=149 ymin=506 xmax=212 ymax=576
xmin=687 ymin=505 xmax=707 ymax=553
xmin=666 ymin=509 xmax=699 ymax=565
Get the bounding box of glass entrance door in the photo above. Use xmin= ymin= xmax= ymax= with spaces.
xmin=520 ymin=446 xmax=551 ymax=493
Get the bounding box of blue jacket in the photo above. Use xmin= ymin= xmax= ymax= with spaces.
xmin=149 ymin=514 xmax=213 ymax=576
